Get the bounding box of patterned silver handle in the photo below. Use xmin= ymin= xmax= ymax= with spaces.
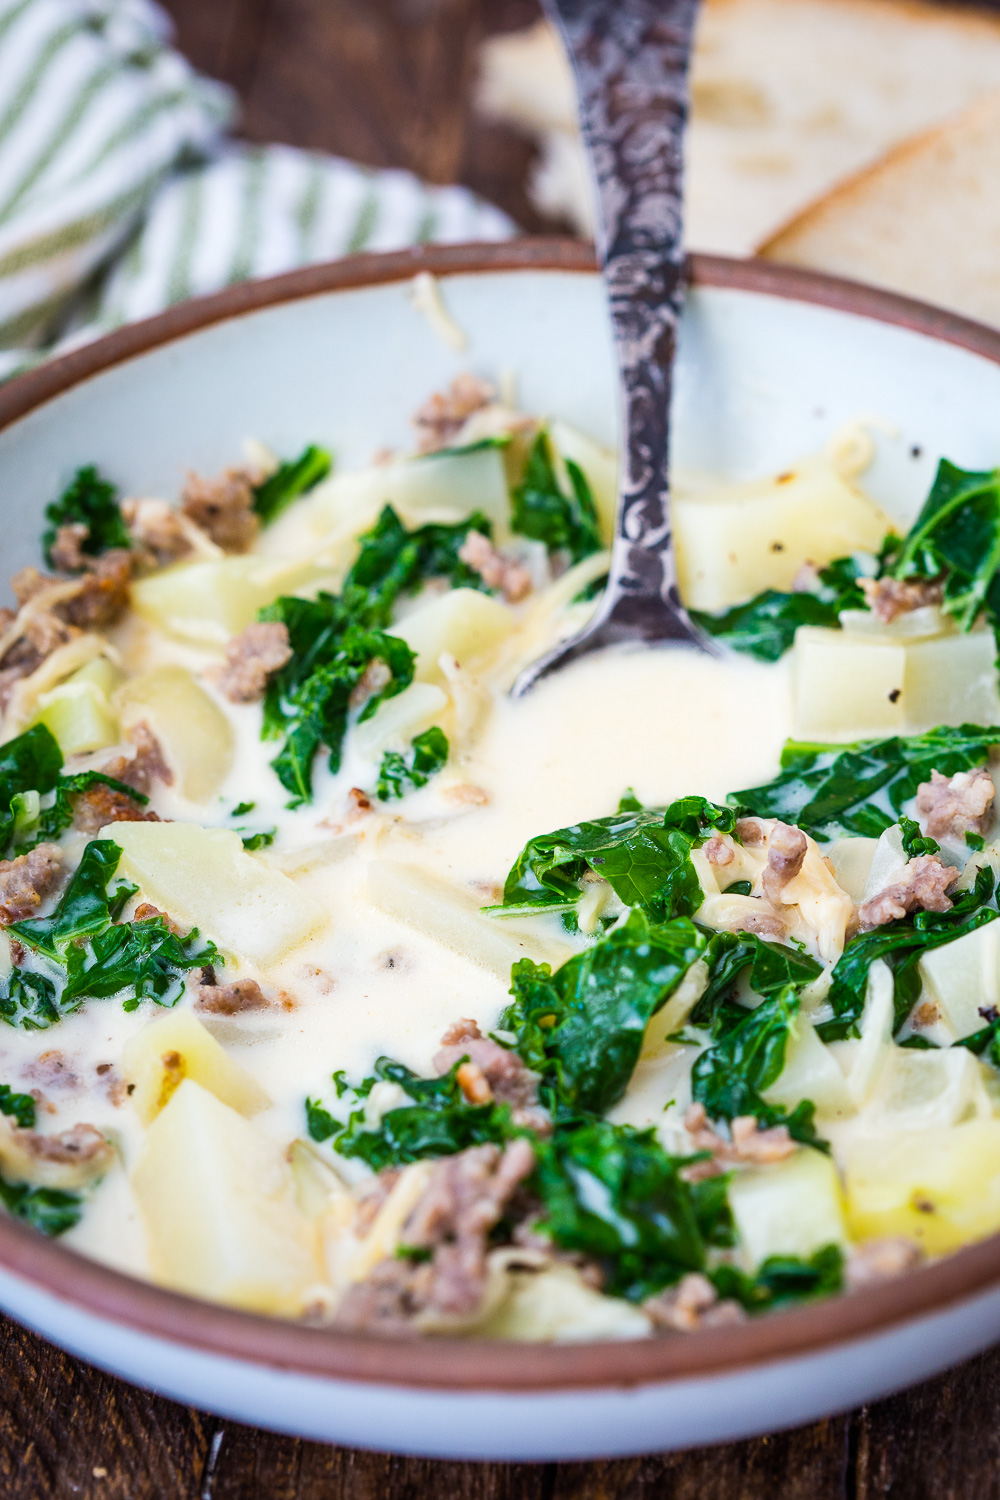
xmin=515 ymin=0 xmax=703 ymax=691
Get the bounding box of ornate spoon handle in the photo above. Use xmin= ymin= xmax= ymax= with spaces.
xmin=515 ymin=0 xmax=705 ymax=691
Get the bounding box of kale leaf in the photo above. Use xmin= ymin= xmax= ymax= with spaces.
xmin=511 ymin=431 xmax=602 ymax=563
xmin=0 ymin=723 xmax=147 ymax=859
xmin=690 ymin=554 xmax=869 ymax=663
xmin=0 ymin=1174 xmax=82 ymax=1235
xmin=889 ymin=459 xmax=1000 ymax=633
xmin=819 ymin=865 xmax=999 ymax=1040
xmin=691 ymin=986 xmax=825 ymax=1147
xmin=898 ymin=814 xmax=940 ymax=860
xmin=252 ymin=445 xmax=331 ymax=525
xmin=690 ymin=928 xmax=822 ymax=1024
xmin=329 ymin=1058 xmax=510 ymax=1170
xmin=42 ymin=466 xmax=130 ymax=570
xmin=346 ymin=504 xmax=495 ymax=609
xmin=712 ymin=1244 xmax=844 ymax=1312
xmin=0 ymin=1082 xmax=35 ymax=1129
xmin=376 ymin=726 xmax=449 ymax=801
xmin=531 ymin=1120 xmax=710 ymax=1301
xmin=502 ymin=910 xmax=706 ymax=1116
xmin=7 ymin=839 xmax=218 ymax=1026
xmin=732 ymin=724 xmax=1000 ymax=840
xmin=497 ymin=796 xmax=738 ymax=922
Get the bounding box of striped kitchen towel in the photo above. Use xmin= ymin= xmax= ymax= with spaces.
xmin=0 ymin=0 xmax=516 ymax=380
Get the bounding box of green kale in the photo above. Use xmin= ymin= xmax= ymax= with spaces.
xmin=496 ymin=796 xmax=738 ymax=922
xmin=252 ymin=445 xmax=332 ymax=525
xmin=7 ymin=839 xmax=218 ymax=1026
xmin=511 ymin=431 xmax=602 ymax=564
xmin=376 ymin=727 xmax=449 ymax=801
xmin=331 ymin=1059 xmax=511 ymax=1171
xmin=691 ymin=929 xmax=823 ymax=1024
xmin=690 ymin=554 xmax=869 ymax=663
xmin=691 ymin=986 xmax=825 ymax=1147
xmin=889 ymin=459 xmax=1000 ymax=633
xmin=0 ymin=723 xmax=147 ymax=859
xmin=732 ymin=724 xmax=1000 ymax=840
xmin=346 ymin=504 xmax=496 ymax=612
xmin=711 ymin=1244 xmax=844 ymax=1312
xmin=501 ymin=910 xmax=706 ymax=1116
xmin=898 ymin=815 xmax=940 ymax=860
xmin=819 ymin=865 xmax=998 ymax=1041
xmin=42 ymin=466 xmax=131 ymax=570
xmin=0 ymin=1174 xmax=82 ymax=1236
xmin=531 ymin=1119 xmax=711 ymax=1301
xmin=0 ymin=1083 xmax=36 ymax=1129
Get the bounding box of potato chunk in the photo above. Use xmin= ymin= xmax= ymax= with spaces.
xmin=131 ymin=553 xmax=325 ymax=643
xmin=674 ymin=459 xmax=889 ymax=611
xmin=30 ymin=678 xmax=118 ymax=756
xmin=728 ymin=1147 xmax=848 ymax=1269
xmin=366 ymin=860 xmax=573 ymax=980
xmin=102 ymin=822 xmax=328 ymax=967
xmin=762 ymin=1017 xmax=854 ymax=1119
xmin=792 ymin=623 xmax=1000 ymax=740
xmin=919 ymin=923 xmax=1000 ymax=1041
xmin=549 ymin=420 xmax=617 ymax=545
xmin=116 ymin=665 xmax=234 ymax=802
xmin=132 ymin=1079 xmax=320 ymax=1313
xmin=393 ymin=589 xmax=515 ymax=684
xmin=844 ymin=1120 xmax=1000 ymax=1254
xmin=300 ymin=446 xmax=511 ymax=537
xmin=122 ymin=1009 xmax=270 ymax=1124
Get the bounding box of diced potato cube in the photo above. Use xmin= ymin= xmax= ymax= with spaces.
xmin=72 ymin=656 xmax=122 ymax=698
xmin=366 ymin=860 xmax=573 ymax=980
xmin=674 ymin=459 xmax=890 ymax=612
xmin=298 ymin=446 xmax=511 ymax=537
xmin=919 ymin=923 xmax=1000 ymax=1041
xmin=729 ymin=1147 xmax=848 ymax=1269
xmin=131 ymin=553 xmax=327 ymax=643
xmin=844 ymin=1120 xmax=1000 ymax=1254
xmin=793 ymin=629 xmax=904 ymax=739
xmin=122 ymin=1008 xmax=270 ymax=1124
xmin=838 ymin=605 xmax=943 ymax=638
xmin=116 ymin=665 xmax=235 ymax=802
xmin=762 ymin=1017 xmax=854 ymax=1119
xmin=827 ymin=837 xmax=879 ymax=903
xmin=30 ymin=680 xmax=118 ymax=756
xmin=132 ymin=1079 xmax=320 ymax=1313
xmin=792 ymin=624 xmax=1000 ymax=741
xmin=102 ymin=822 xmax=328 ymax=967
xmin=289 ymin=1139 xmax=351 ymax=1221
xmin=860 ymin=825 xmax=907 ymax=904
xmin=394 ymin=589 xmax=515 ymax=684
xmin=351 ymin=680 xmax=449 ymax=761
xmin=477 ymin=1262 xmax=651 ymax=1342
xmin=550 ymin=420 xmax=617 ymax=546
xmin=863 ymin=1046 xmax=992 ymax=1130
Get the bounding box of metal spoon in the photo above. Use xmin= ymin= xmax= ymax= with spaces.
xmin=514 ymin=0 xmax=706 ymax=694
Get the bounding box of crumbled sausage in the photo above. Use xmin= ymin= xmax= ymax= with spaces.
xmin=915 ymin=766 xmax=996 ymax=840
xmin=846 ymin=1237 xmax=923 ymax=1290
xmin=703 ymin=833 xmax=735 ymax=866
xmin=101 ymin=721 xmax=173 ymax=794
xmin=0 ymin=843 xmax=64 ymax=924
xmin=133 ymin=903 xmax=184 ymax=935
xmin=716 ymin=906 xmax=788 ymax=941
xmin=194 ymin=978 xmax=271 ymax=1015
xmin=681 ymin=1102 xmax=796 ymax=1181
xmin=213 ymin=621 xmax=292 ymax=703
xmin=0 ymin=1118 xmax=114 ymax=1188
xmin=70 ymin=783 xmax=160 ymax=835
xmin=857 ymin=854 xmax=959 ymax=929
xmin=48 ymin=524 xmax=90 ymax=573
xmin=442 ymin=784 xmax=490 ymax=807
xmin=761 ymin=821 xmax=808 ymax=902
xmin=457 ymin=531 xmax=532 ymax=603
xmin=24 ymin=1050 xmax=80 ymax=1091
xmin=180 ymin=468 xmax=259 ymax=553
xmin=334 ymin=1139 xmax=535 ymax=1333
xmin=434 ymin=1018 xmax=546 ymax=1129
xmin=860 ymin=575 xmax=943 ymax=623
xmin=120 ymin=497 xmax=194 ymax=567
xmin=735 ymin=817 xmax=767 ymax=847
xmin=347 ymin=657 xmax=392 ymax=711
xmin=59 ymin=550 xmax=133 ymax=629
xmin=412 ymin=374 xmax=495 ymax=454
xmin=644 ymin=1272 xmax=746 ymax=1333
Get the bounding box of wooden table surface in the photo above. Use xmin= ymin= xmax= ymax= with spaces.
xmin=8 ymin=0 xmax=1000 ymax=1494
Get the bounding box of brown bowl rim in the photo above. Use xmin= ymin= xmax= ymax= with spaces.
xmin=3 ymin=237 xmax=1000 ymax=1394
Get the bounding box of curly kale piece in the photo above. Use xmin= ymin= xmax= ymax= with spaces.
xmin=511 ymin=431 xmax=602 ymax=563
xmin=42 ymin=465 xmax=130 ymax=570
xmin=376 ymin=726 xmax=449 ymax=801
xmin=252 ymin=445 xmax=331 ymax=524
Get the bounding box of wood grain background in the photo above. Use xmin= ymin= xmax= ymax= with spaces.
xmin=6 ymin=0 xmax=1000 ymax=1493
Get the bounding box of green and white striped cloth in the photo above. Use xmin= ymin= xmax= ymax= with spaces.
xmin=0 ymin=0 xmax=516 ymax=380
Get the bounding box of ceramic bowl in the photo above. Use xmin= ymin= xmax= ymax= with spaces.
xmin=3 ymin=241 xmax=1000 ymax=1461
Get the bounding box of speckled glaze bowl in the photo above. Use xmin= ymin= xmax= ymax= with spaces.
xmin=3 ymin=241 xmax=1000 ymax=1460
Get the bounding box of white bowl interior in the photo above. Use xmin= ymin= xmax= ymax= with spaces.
xmin=3 ymin=269 xmax=1000 ymax=592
